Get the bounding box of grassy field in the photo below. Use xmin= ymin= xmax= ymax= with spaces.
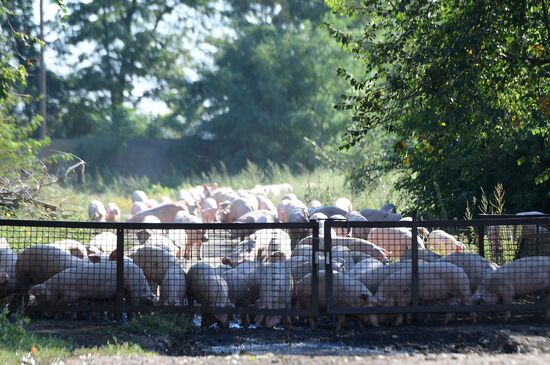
xmin=19 ymin=164 xmax=411 ymax=222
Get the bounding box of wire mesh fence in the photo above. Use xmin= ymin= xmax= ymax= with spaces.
xmin=1 ymin=216 xmax=549 ymax=327
xmin=0 ymin=220 xmax=319 ymax=327
xmin=323 ymin=217 xmax=550 ymax=325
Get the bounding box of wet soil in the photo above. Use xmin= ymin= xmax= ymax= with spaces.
xmin=28 ymin=316 xmax=550 ymax=364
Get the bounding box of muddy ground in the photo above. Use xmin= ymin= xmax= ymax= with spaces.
xmin=28 ymin=316 xmax=550 ymax=364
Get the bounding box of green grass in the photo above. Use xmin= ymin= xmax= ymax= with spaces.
xmin=1 ymin=162 xmax=413 ymax=223
xmin=0 ymin=311 xmax=192 ymax=364
xmin=60 ymin=164 xmax=411 ymax=221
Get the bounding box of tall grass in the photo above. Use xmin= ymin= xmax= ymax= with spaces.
xmin=60 ymin=162 xmax=412 ymax=220
xmin=2 ymin=161 xmax=412 ymax=221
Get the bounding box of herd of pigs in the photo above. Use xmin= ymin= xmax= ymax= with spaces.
xmin=1 ymin=182 xmax=549 ymax=330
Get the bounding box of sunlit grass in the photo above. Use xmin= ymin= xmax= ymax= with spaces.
xmin=3 ymin=163 xmax=411 ymax=222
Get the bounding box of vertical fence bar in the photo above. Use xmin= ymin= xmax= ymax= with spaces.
xmin=311 ymin=220 xmax=319 ymax=315
xmin=116 ymin=228 xmax=125 ymax=311
xmin=411 ymin=212 xmax=419 ymax=307
xmin=477 ymin=226 xmax=485 ymax=257
xmin=324 ymin=219 xmax=333 ymax=313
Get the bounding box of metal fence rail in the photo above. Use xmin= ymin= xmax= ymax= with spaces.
xmin=0 ymin=220 xmax=318 ymax=328
xmin=1 ymin=216 xmax=550 ymax=328
xmin=323 ymin=217 xmax=550 ymax=325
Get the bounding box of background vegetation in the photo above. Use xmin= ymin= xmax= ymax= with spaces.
xmin=0 ymin=0 xmax=548 ymax=218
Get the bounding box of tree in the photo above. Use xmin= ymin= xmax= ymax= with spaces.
xmin=0 ymin=1 xmax=68 ymax=213
xmin=327 ymin=0 xmax=550 ymax=216
xmin=56 ymin=0 xmax=210 ymax=137
xmin=169 ymin=19 xmax=354 ymax=173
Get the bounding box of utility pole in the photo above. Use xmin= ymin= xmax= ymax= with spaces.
xmin=39 ymin=0 xmax=47 ymax=139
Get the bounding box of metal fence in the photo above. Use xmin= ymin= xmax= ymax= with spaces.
xmin=0 ymin=220 xmax=318 ymax=327
xmin=1 ymin=216 xmax=550 ymax=327
xmin=323 ymin=217 xmax=550 ymax=325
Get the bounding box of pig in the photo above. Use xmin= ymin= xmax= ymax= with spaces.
xmin=166 ymin=230 xmax=187 ymax=258
xmin=221 ymin=261 xmax=263 ymax=327
xmin=331 ymin=245 xmax=355 ymax=273
xmin=297 ymin=236 xmax=389 ymax=263
xmin=105 ymin=202 xmax=121 ymax=222
xmin=88 ymin=200 xmax=106 ymax=222
xmin=335 ymin=197 xmax=353 ymax=212
xmin=350 ymin=251 xmax=369 ymax=264
xmin=221 ymin=197 xmax=257 ymax=223
xmin=51 ymin=240 xmax=88 ymax=260
xmin=254 ymin=261 xmax=294 ymax=329
xmin=142 ymin=215 xmax=161 ymax=224
xmin=160 ymin=196 xmax=172 ymax=205
xmin=360 ymin=208 xmax=401 ymax=221
xmin=128 ymin=245 xmax=179 ymax=288
xmin=330 ymin=214 xmax=350 ymax=238
xmin=177 ymin=188 xmax=197 ymax=206
xmin=126 ymin=203 xmax=187 ymax=223
xmin=400 ymin=247 xmax=442 ymax=262
xmin=278 ymin=197 xmax=307 ymax=223
xmin=236 ymin=210 xmax=278 ymax=224
xmin=375 ymin=262 xmax=472 ymax=325
xmin=131 ymin=201 xmax=148 ymax=216
xmin=439 ymin=252 xmax=498 ymax=293
xmin=296 ymin=270 xmax=379 ymax=330
xmin=381 ymin=203 xmax=397 ymax=213
xmin=141 ymin=233 xmax=182 ymax=258
xmin=307 ymin=200 xmax=323 ymax=209
xmin=0 ymin=246 xmax=17 ymax=297
xmin=308 ymin=206 xmax=348 ymax=218
xmin=146 ymin=199 xmax=159 ymax=208
xmin=287 ymin=255 xmax=312 ymax=285
xmin=222 ymin=229 xmax=292 ymax=267
xmin=291 ymin=244 xmax=313 ymax=258
xmin=0 ymin=238 xmax=9 ymax=249
xmin=228 ymin=210 xmax=280 ymax=240
xmin=175 ymin=213 xmax=207 ymax=260
xmin=200 ymin=197 xmax=219 ymax=223
xmin=347 ymin=211 xmax=371 ymax=240
xmin=332 ymin=237 xmax=389 ymax=264
xmin=471 ymin=256 xmax=550 ymax=319
xmin=347 ymin=257 xmax=384 ymax=278
xmin=88 ymin=232 xmax=118 ymax=255
xmin=160 ymin=264 xmax=188 ymax=306
xmin=356 ymin=260 xmax=418 ymax=293
xmin=187 ymin=262 xmax=231 ymax=327
xmin=132 ymin=190 xmax=148 ymax=203
xmin=368 ymin=227 xmax=426 ymax=258
xmin=15 ymin=244 xmax=86 ymax=293
xmin=256 ymin=195 xmax=278 ymax=216
xmin=427 ymin=230 xmax=465 ymax=255
xmin=28 ymin=259 xmax=154 ymax=305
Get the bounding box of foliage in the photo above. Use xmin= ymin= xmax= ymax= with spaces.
xmin=170 ymin=18 xmax=354 ymax=173
xmin=0 ymin=309 xmax=72 ymax=365
xmin=55 ymin=0 xmax=210 ymax=137
xmin=327 ymin=0 xmax=550 ymax=217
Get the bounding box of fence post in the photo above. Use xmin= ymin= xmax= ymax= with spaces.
xmin=311 ymin=220 xmax=319 ymax=315
xmin=411 ymin=212 xmax=419 ymax=307
xmin=116 ymin=228 xmax=125 ymax=311
xmin=477 ymin=226 xmax=485 ymax=258
xmin=324 ymin=219 xmax=333 ymax=313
